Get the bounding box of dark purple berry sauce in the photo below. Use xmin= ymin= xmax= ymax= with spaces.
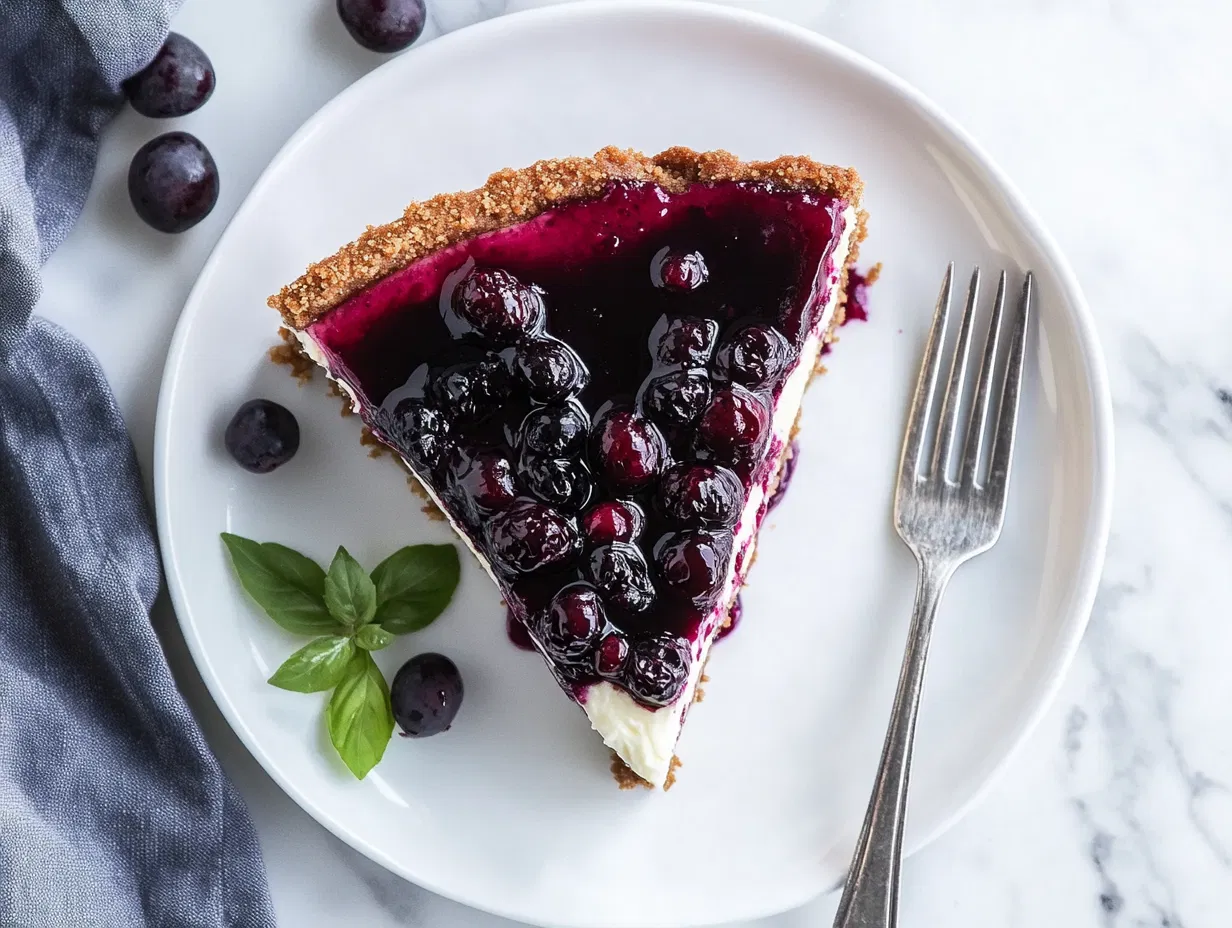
xmin=767 ymin=440 xmax=800 ymax=512
xmin=844 ymin=266 xmax=875 ymax=323
xmin=506 ymin=607 xmax=536 ymax=651
xmin=309 ymin=179 xmax=852 ymax=708
xmin=717 ymin=594 xmax=743 ymax=642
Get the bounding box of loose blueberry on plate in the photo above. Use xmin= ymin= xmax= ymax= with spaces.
xmin=128 ymin=131 xmax=219 ymax=233
xmin=123 ymin=33 xmax=215 ymax=118
xmin=585 ymin=543 xmax=656 ymax=613
xmin=714 ymin=322 xmax=795 ymax=390
xmin=510 ymin=337 xmax=588 ymax=404
xmin=654 ymin=529 xmax=733 ymax=607
xmin=592 ymin=409 xmax=667 ymax=490
xmin=451 ymin=266 xmax=546 ymax=342
xmin=485 ymin=501 xmax=581 ymax=575
xmin=337 ymin=0 xmax=427 ymax=53
xmin=224 ymin=399 xmax=299 ymax=473
xmin=581 ymin=500 xmax=644 ymax=547
xmin=651 ymin=247 xmax=709 ymax=291
xmin=657 ymin=463 xmax=745 ymax=528
xmin=650 ymin=314 xmax=720 ymax=367
xmin=540 ymin=584 xmax=605 ymax=663
xmin=391 ymin=652 xmax=464 ymax=737
xmin=520 ymin=402 xmax=589 ymax=457
xmin=625 ymin=635 xmax=691 ymax=706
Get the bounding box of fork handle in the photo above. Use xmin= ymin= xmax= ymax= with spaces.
xmin=832 ymin=555 xmax=955 ymax=928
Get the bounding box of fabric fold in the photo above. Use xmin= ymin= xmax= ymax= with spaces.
xmin=0 ymin=2 xmax=276 ymax=925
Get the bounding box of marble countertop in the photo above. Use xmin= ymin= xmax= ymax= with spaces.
xmin=37 ymin=0 xmax=1231 ymax=924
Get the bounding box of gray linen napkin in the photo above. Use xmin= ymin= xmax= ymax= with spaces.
xmin=0 ymin=2 xmax=276 ymax=925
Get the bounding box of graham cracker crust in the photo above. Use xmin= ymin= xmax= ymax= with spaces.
xmin=611 ymin=753 xmax=683 ymax=791
xmin=269 ymin=145 xmax=865 ymax=329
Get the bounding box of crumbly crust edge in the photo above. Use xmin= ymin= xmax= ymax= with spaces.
xmin=268 ymin=145 xmax=866 ymax=328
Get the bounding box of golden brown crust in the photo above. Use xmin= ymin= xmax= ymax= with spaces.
xmin=268 ymin=328 xmax=317 ymax=384
xmin=611 ymin=753 xmax=654 ymax=791
xmin=269 ymin=145 xmax=865 ymax=328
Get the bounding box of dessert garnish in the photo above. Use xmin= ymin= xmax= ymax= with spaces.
xmin=221 ymin=533 xmax=460 ymax=777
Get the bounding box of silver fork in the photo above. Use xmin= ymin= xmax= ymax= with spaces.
xmin=832 ymin=265 xmax=1033 ymax=928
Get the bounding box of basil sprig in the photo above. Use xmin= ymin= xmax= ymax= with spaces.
xmin=221 ymin=534 xmax=460 ymax=778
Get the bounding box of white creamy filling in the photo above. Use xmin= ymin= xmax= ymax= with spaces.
xmin=581 ymin=205 xmax=857 ymax=787
xmin=296 ymin=204 xmax=858 ymax=789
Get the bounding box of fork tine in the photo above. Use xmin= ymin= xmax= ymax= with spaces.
xmin=932 ymin=268 xmax=981 ymax=481
xmin=959 ymin=271 xmax=1007 ymax=485
xmin=899 ymin=264 xmax=954 ymax=483
xmin=986 ymin=272 xmax=1033 ymax=498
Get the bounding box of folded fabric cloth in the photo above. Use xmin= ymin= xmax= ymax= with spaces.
xmin=0 ymin=2 xmax=276 ymax=925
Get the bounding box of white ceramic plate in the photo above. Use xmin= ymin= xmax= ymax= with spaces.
xmin=154 ymin=3 xmax=1113 ymax=926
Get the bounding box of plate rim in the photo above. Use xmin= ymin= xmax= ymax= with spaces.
xmin=153 ymin=2 xmax=1115 ymax=925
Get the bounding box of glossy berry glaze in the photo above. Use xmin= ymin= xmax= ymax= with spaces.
xmin=309 ymin=179 xmax=851 ymax=709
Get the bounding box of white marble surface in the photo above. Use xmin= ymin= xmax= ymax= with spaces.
xmin=35 ymin=0 xmax=1232 ymax=924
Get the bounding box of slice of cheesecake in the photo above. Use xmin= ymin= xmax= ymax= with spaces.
xmin=270 ymin=147 xmax=866 ymax=788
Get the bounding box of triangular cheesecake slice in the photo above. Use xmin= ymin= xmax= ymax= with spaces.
xmin=270 ymin=147 xmax=866 ymax=787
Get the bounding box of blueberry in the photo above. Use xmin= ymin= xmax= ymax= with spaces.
xmin=224 ymin=399 xmax=299 ymax=473
xmin=651 ymin=248 xmax=709 ymax=291
xmin=452 ymin=267 xmax=545 ymax=343
xmin=521 ymin=454 xmax=593 ymax=512
xmin=510 ymin=338 xmax=588 ymax=404
xmin=391 ymin=653 xmax=463 ymax=737
xmin=650 ymin=315 xmax=720 ymax=367
xmin=386 ymin=399 xmax=449 ymax=470
xmin=128 ymin=132 xmax=219 ymax=233
xmin=625 ymin=636 xmax=691 ymax=707
xmin=595 ymin=631 xmax=630 ymax=678
xmin=429 ymin=353 xmax=510 ymax=421
xmin=592 ymin=409 xmax=666 ymax=491
xmin=123 ymin=33 xmax=215 ymax=118
xmin=656 ymin=463 xmax=745 ymax=529
xmin=484 ymin=501 xmax=581 ymax=575
xmin=641 ymin=368 xmax=711 ymax=426
xmin=653 ymin=530 xmax=732 ymax=608
xmin=585 ymin=542 xmax=656 ymax=613
xmin=581 ymin=500 xmax=644 ymax=547
xmin=445 ymin=448 xmax=519 ymax=518
xmin=520 ymin=402 xmax=588 ymax=457
xmin=714 ymin=323 xmax=795 ymax=390
xmin=698 ymin=386 xmax=769 ymax=459
xmin=540 ymin=584 xmax=605 ymax=664
xmin=337 ymin=0 xmax=427 ymax=53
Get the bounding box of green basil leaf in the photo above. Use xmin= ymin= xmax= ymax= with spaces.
xmin=354 ymin=624 xmax=395 ymax=652
xmin=370 ymin=544 xmax=460 ymax=634
xmin=221 ymin=533 xmax=338 ymax=635
xmin=267 ymin=636 xmax=356 ymax=693
xmin=326 ymin=652 xmax=393 ymax=779
xmin=323 ymin=546 xmax=377 ymax=630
